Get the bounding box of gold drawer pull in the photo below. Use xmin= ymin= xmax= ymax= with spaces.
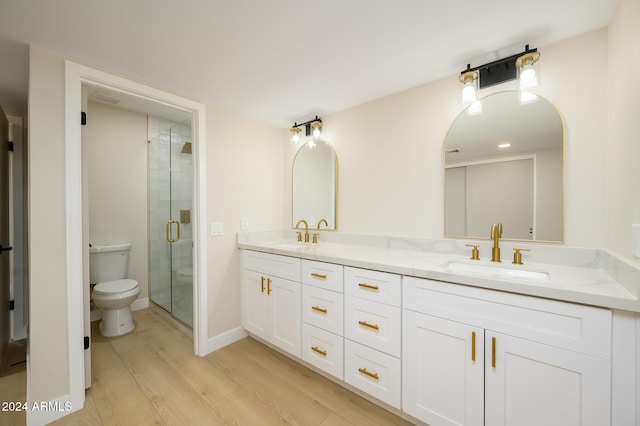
xmin=492 ymin=337 xmax=496 ymax=368
xmin=311 ymin=273 xmax=327 ymax=279
xmin=358 ymin=283 xmax=379 ymax=291
xmin=261 ymin=276 xmax=266 ymax=293
xmin=312 ymin=306 xmax=327 ymax=314
xmin=358 ymin=320 xmax=379 ymax=331
xmin=311 ymin=346 xmax=327 ymax=356
xmin=471 ymin=331 xmax=476 ymax=361
xmin=358 ymin=368 xmax=379 ymax=380
xmin=267 ymin=278 xmax=272 ymax=295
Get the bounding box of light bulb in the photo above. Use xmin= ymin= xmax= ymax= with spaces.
xmin=519 ymin=67 xmax=537 ymax=89
xmin=462 ymin=83 xmax=476 ymax=103
xmin=311 ymin=120 xmax=322 ymax=139
xmin=292 ymin=133 xmax=300 ymax=143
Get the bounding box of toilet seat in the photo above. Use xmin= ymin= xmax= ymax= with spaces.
xmin=94 ymin=278 xmax=138 ymax=295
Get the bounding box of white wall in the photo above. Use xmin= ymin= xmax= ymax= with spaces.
xmin=85 ymin=101 xmax=148 ymax=301
xmin=608 ymin=0 xmax=640 ymax=263
xmin=206 ymin=105 xmax=283 ymax=336
xmin=28 ymin=46 xmax=69 ymax=402
xmin=286 ymin=29 xmax=609 ymax=248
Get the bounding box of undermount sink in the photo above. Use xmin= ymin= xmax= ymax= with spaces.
xmin=442 ymin=259 xmax=550 ymax=282
xmin=272 ymin=241 xmax=310 ymax=249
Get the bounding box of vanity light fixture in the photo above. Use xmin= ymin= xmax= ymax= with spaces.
xmin=289 ymin=115 xmax=323 ymax=143
xmin=516 ymin=50 xmax=541 ymax=90
xmin=459 ymin=66 xmax=479 ymax=104
xmin=290 ymin=125 xmax=302 ymax=144
xmin=459 ymin=45 xmax=539 ymax=91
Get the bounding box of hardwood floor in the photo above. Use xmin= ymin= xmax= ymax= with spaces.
xmin=51 ymin=309 xmax=413 ymax=425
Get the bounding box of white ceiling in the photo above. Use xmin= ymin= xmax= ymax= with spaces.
xmin=0 ymin=0 xmax=618 ymax=127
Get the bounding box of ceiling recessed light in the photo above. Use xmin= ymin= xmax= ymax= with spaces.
xmin=498 ymin=143 xmax=511 ymax=149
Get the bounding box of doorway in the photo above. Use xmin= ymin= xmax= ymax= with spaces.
xmin=63 ymin=61 xmax=208 ymax=415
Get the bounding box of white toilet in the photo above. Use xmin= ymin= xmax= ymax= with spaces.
xmin=90 ymin=243 xmax=140 ymax=337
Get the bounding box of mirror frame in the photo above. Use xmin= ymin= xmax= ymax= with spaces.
xmin=443 ymin=91 xmax=565 ymax=243
xmin=291 ymin=140 xmax=339 ymax=231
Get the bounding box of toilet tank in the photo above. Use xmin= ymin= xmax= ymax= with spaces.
xmin=89 ymin=243 xmax=131 ymax=284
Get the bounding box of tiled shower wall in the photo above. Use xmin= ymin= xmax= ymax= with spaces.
xmin=147 ymin=116 xmax=193 ymax=325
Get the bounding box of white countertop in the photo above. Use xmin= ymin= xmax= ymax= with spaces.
xmin=238 ymin=230 xmax=640 ymax=313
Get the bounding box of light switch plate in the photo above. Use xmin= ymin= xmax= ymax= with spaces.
xmin=210 ymin=222 xmax=224 ymax=236
xmin=241 ymin=217 xmax=249 ymax=231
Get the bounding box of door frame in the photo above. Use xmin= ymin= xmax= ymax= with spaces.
xmin=64 ymin=61 xmax=208 ymax=406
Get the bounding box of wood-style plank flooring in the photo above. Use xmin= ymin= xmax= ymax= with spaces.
xmin=48 ymin=309 xmax=413 ymax=425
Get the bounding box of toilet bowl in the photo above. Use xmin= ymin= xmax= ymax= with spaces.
xmin=90 ymin=243 xmax=140 ymax=337
xmin=92 ymin=279 xmax=140 ymax=336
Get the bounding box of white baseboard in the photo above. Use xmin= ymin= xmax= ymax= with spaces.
xmin=206 ymin=326 xmax=248 ymax=355
xmin=131 ymin=297 xmax=149 ymax=311
xmin=90 ymin=298 xmax=149 ymax=322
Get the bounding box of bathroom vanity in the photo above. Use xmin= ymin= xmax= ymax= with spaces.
xmin=239 ymin=231 xmax=640 ymax=426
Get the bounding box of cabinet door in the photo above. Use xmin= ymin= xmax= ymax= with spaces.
xmin=485 ymin=332 xmax=611 ymax=426
xmin=403 ymin=310 xmax=484 ymax=426
xmin=244 ymin=270 xmax=269 ymax=339
xmin=269 ymin=276 xmax=301 ymax=357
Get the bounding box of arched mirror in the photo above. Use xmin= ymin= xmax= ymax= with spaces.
xmin=444 ymin=92 xmax=564 ymax=242
xmin=292 ymin=140 xmax=338 ymax=230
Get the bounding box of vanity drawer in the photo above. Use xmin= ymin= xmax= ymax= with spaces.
xmin=344 ymin=339 xmax=401 ymax=409
xmin=403 ymin=276 xmax=612 ymax=359
xmin=345 ymin=267 xmax=401 ymax=307
xmin=301 ymin=260 xmax=344 ymax=292
xmin=345 ymin=296 xmax=401 ymax=357
xmin=301 ymin=323 xmax=344 ymax=380
xmin=242 ymin=250 xmax=300 ymax=282
xmin=302 ymin=285 xmax=344 ymax=336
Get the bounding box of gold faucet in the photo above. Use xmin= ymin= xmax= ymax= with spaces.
xmin=295 ymin=219 xmax=310 ymax=243
xmin=312 ymin=219 xmax=329 ymax=243
xmin=490 ymin=223 xmax=503 ymax=262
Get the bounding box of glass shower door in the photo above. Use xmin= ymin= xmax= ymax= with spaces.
xmin=148 ymin=118 xmax=193 ymax=328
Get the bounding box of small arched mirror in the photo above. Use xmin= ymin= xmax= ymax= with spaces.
xmin=444 ymin=91 xmax=564 ymax=242
xmin=292 ymin=140 xmax=338 ymax=230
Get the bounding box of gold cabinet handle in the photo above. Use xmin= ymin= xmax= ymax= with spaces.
xmin=165 ymin=220 xmax=180 ymax=243
xmin=358 ymin=368 xmax=379 ymax=380
xmin=358 ymin=320 xmax=379 ymax=331
xmin=261 ymin=276 xmax=266 ymax=293
xmin=492 ymin=337 xmax=496 ymax=368
xmin=311 ymin=346 xmax=327 ymax=356
xmin=358 ymin=283 xmax=379 ymax=291
xmin=267 ymin=278 xmax=272 ymax=295
xmin=311 ymin=306 xmax=327 ymax=314
xmin=472 ymin=331 xmax=476 ymax=361
xmin=311 ymin=273 xmax=327 ymax=279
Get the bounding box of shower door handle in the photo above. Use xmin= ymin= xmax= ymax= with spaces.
xmin=166 ymin=220 xmax=181 ymax=243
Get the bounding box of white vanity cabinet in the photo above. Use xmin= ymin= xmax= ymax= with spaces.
xmin=344 ymin=267 xmax=402 ymax=409
xmin=242 ymin=250 xmax=302 ymax=357
xmin=300 ymin=260 xmax=345 ymax=379
xmin=402 ymin=276 xmax=612 ymax=426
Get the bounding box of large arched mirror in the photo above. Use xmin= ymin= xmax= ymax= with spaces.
xmin=444 ymin=92 xmax=564 ymax=242
xmin=292 ymin=140 xmax=338 ymax=230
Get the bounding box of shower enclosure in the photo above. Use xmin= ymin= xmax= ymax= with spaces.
xmin=148 ymin=117 xmax=193 ymax=328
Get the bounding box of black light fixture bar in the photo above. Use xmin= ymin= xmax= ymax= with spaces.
xmin=291 ymin=115 xmax=322 ymax=137
xmin=461 ymin=45 xmax=537 ymax=89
